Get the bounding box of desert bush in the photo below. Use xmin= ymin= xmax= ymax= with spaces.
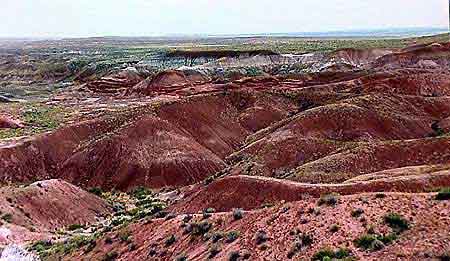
xmin=88 ymin=187 xmax=103 ymax=196
xmin=164 ymin=234 xmax=176 ymax=247
xmin=375 ymin=193 xmax=386 ymax=199
xmin=354 ymin=233 xmax=396 ymax=251
xmin=104 ymin=237 xmax=113 ymax=244
xmin=209 ymin=244 xmax=222 ymax=258
xmin=187 ymin=221 xmax=212 ymax=236
xmin=318 ymin=193 xmax=340 ymax=206
xmin=36 ymin=62 xmax=68 ymax=78
xmin=255 ymin=230 xmax=268 ymax=245
xmin=299 ymin=233 xmax=313 ymax=246
xmin=225 ymin=231 xmax=240 ymax=243
xmin=1 ymin=213 xmax=12 ymax=223
xmin=131 ymin=186 xmax=153 ymax=200
xmin=354 ymin=234 xmax=378 ymax=250
xmin=351 ymin=208 xmax=364 ymax=218
xmin=436 ymin=188 xmax=450 ymax=200
xmin=118 ymin=229 xmax=132 ymax=243
xmin=384 ymin=213 xmax=410 ymax=232
xmin=29 ymin=240 xmax=53 ymax=253
xmin=311 ymin=247 xmax=352 ymax=260
xmin=228 ymin=250 xmax=240 ymax=261
xmin=232 ymin=208 xmax=244 ymax=220
xmin=211 ymin=231 xmax=224 ymax=243
xmin=68 ymin=224 xmax=84 ymax=231
xmin=102 ymin=251 xmax=119 ymax=261
xmin=286 ymin=240 xmax=302 ymax=259
xmin=377 ymin=233 xmax=397 ymax=245
xmin=329 ymin=224 xmax=340 ymax=233
xmin=203 ymin=208 xmax=215 ymax=219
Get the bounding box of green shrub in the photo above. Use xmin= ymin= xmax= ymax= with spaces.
xmin=203 ymin=208 xmax=215 ymax=219
xmin=354 ymin=233 xmax=396 ymax=251
xmin=354 ymin=234 xmax=378 ymax=250
xmin=211 ymin=232 xmax=224 ymax=243
xmin=436 ymin=188 xmax=450 ymax=200
xmin=67 ymin=224 xmax=84 ymax=231
xmin=312 ymin=247 xmax=352 ymax=260
xmin=232 ymin=208 xmax=244 ymax=220
xmin=351 ymin=208 xmax=364 ymax=218
xmin=329 ymin=224 xmax=340 ymax=233
xmin=29 ymin=240 xmax=53 ymax=253
xmin=318 ymin=193 xmax=340 ymax=206
xmin=311 ymin=248 xmax=335 ymax=260
xmin=184 ymin=221 xmax=212 ymax=236
xmin=287 ymin=241 xmax=302 ymax=259
xmin=225 ymin=231 xmax=240 ymax=243
xmin=255 ymin=230 xmax=268 ymax=245
xmin=228 ymin=251 xmax=240 ymax=261
xmin=118 ymin=230 xmax=132 ymax=243
xmin=299 ymin=233 xmax=313 ymax=246
xmin=209 ymin=244 xmax=222 ymax=258
xmin=377 ymin=233 xmax=397 ymax=245
xmin=102 ymin=251 xmax=119 ymax=261
xmin=384 ymin=213 xmax=410 ymax=232
xmin=1 ymin=213 xmax=12 ymax=223
xmin=88 ymin=187 xmax=103 ymax=196
xmin=375 ymin=193 xmax=386 ymax=199
xmin=165 ymin=234 xmax=176 ymax=247
xmin=104 ymin=237 xmax=113 ymax=244
xmin=131 ymin=187 xmax=152 ymax=200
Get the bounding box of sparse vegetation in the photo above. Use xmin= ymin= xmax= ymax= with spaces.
xmin=351 ymin=208 xmax=364 ymax=218
xmin=186 ymin=221 xmax=212 ymax=236
xmin=118 ymin=229 xmax=132 ymax=243
xmin=329 ymin=224 xmax=340 ymax=233
xmin=232 ymin=208 xmax=244 ymax=220
xmin=311 ymin=247 xmax=353 ymax=261
xmin=30 ymin=235 xmax=98 ymax=258
xmin=384 ymin=213 xmax=410 ymax=233
xmin=1 ymin=213 xmax=13 ymax=223
xmin=436 ymin=188 xmax=450 ymax=200
xmin=88 ymin=187 xmax=104 ymax=196
xmin=211 ymin=231 xmax=224 ymax=243
xmin=255 ymin=230 xmax=268 ymax=245
xmin=165 ymin=234 xmax=176 ymax=247
xmin=318 ymin=193 xmax=340 ymax=206
xmin=375 ymin=193 xmax=386 ymax=199
xmin=67 ymin=224 xmax=85 ymax=231
xmin=225 ymin=230 xmax=240 ymax=243
xmin=228 ymin=250 xmax=240 ymax=261
xmin=354 ymin=233 xmax=397 ymax=251
xmin=209 ymin=244 xmax=222 ymax=258
xmin=102 ymin=251 xmax=119 ymax=261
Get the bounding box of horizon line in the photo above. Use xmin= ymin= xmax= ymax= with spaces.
xmin=0 ymin=26 xmax=448 ymax=40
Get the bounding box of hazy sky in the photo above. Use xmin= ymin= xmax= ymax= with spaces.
xmin=2 ymin=0 xmax=448 ymax=37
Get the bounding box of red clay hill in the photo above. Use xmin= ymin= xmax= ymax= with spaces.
xmin=1 ymin=41 xmax=450 ymax=260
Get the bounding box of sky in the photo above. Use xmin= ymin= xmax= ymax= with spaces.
xmin=2 ymin=0 xmax=448 ymax=37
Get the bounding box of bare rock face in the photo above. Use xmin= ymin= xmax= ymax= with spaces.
xmin=369 ymin=42 xmax=450 ymax=69
xmin=127 ymin=69 xmax=210 ymax=96
xmin=0 ymin=179 xmax=111 ymax=245
xmin=85 ymin=67 xmax=144 ymax=94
